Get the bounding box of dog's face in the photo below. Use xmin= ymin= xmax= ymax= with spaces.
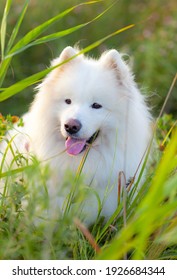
xmin=57 ymin=68 xmax=116 ymax=155
xmin=40 ymin=47 xmax=133 ymax=156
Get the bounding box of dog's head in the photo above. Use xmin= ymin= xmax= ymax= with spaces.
xmin=38 ymin=47 xmax=134 ymax=156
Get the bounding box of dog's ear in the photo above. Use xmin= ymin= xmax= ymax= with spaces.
xmin=100 ymin=50 xmax=133 ymax=83
xmin=58 ymin=46 xmax=77 ymax=62
xmin=51 ymin=46 xmax=80 ymax=67
xmin=37 ymin=47 xmax=80 ymax=89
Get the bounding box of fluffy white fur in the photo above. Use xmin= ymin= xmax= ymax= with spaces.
xmin=0 ymin=47 xmax=152 ymax=224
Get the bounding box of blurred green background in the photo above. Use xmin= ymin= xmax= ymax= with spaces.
xmin=0 ymin=0 xmax=176 ymax=117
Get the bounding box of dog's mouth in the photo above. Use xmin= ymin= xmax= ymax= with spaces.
xmin=65 ymin=130 xmax=99 ymax=156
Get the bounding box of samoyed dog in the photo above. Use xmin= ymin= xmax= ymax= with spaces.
xmin=0 ymin=47 xmax=152 ymax=224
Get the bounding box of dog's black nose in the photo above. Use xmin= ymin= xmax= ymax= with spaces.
xmin=64 ymin=119 xmax=82 ymax=134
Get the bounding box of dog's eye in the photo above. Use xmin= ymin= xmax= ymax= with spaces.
xmin=91 ymin=103 xmax=102 ymax=109
xmin=65 ymin=99 xmax=72 ymax=105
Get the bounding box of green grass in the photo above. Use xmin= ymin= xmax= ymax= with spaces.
xmin=0 ymin=0 xmax=177 ymax=260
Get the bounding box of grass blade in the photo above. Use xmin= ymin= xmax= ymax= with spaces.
xmin=0 ymin=58 xmax=11 ymax=87
xmin=4 ymin=24 xmax=89 ymax=59
xmin=0 ymin=0 xmax=12 ymax=60
xmin=0 ymin=1 xmax=29 ymax=87
xmin=6 ymin=0 xmax=29 ymax=53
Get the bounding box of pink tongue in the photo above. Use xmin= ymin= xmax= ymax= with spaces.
xmin=65 ymin=137 xmax=87 ymax=155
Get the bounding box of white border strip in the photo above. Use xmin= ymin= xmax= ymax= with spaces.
xmin=0 ymin=260 xmax=176 ymax=280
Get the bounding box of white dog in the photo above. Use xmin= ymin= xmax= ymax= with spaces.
xmin=0 ymin=47 xmax=152 ymax=224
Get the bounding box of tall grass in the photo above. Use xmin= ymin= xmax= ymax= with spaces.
xmin=0 ymin=0 xmax=177 ymax=260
